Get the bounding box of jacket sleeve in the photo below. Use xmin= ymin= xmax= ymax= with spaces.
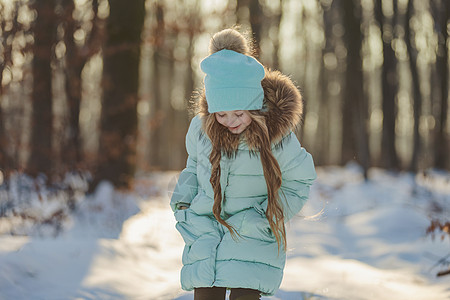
xmin=259 ymin=133 xmax=317 ymax=222
xmin=169 ymin=115 xmax=201 ymax=212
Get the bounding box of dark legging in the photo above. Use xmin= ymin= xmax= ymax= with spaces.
xmin=194 ymin=287 xmax=261 ymax=300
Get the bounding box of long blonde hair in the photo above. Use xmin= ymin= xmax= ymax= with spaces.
xmin=199 ymin=28 xmax=287 ymax=251
xmin=204 ymin=108 xmax=286 ymax=251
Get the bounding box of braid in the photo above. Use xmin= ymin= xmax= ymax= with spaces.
xmin=260 ymin=142 xmax=285 ymax=251
xmin=204 ymin=112 xmax=286 ymax=249
xmin=245 ymin=114 xmax=286 ymax=251
xmin=205 ymin=114 xmax=240 ymax=240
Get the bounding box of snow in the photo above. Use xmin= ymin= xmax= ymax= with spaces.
xmin=0 ymin=166 xmax=449 ymax=300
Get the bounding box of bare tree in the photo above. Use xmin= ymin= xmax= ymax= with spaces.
xmin=237 ymin=0 xmax=263 ymax=57
xmin=248 ymin=0 xmax=263 ymax=57
xmin=60 ymin=0 xmax=104 ymax=172
xmin=317 ymin=0 xmax=337 ymax=165
xmin=0 ymin=1 xmax=18 ymax=177
xmin=374 ymin=0 xmax=399 ymax=170
xmin=27 ymin=0 xmax=58 ymax=178
xmin=405 ymin=0 xmax=422 ymax=173
xmin=268 ymin=0 xmax=282 ymax=70
xmin=431 ymin=0 xmax=448 ymax=169
xmin=341 ymin=0 xmax=370 ymax=178
xmin=91 ymin=0 xmax=145 ymax=189
xmin=148 ymin=2 xmax=165 ymax=170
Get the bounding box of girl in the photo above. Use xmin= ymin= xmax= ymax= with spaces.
xmin=170 ymin=29 xmax=316 ymax=300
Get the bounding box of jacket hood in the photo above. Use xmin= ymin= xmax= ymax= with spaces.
xmin=194 ymin=68 xmax=303 ymax=153
xmin=259 ymin=69 xmax=303 ymax=144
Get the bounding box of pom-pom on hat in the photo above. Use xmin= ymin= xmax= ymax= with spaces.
xmin=200 ymin=49 xmax=265 ymax=113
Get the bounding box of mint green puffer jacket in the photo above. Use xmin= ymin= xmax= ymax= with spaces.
xmin=170 ymin=70 xmax=316 ymax=296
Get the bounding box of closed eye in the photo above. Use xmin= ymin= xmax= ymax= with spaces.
xmin=217 ymin=114 xmax=225 ymax=118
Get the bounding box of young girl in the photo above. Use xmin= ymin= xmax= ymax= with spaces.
xmin=170 ymin=29 xmax=316 ymax=300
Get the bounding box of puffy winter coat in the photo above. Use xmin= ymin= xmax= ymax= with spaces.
xmin=170 ymin=69 xmax=316 ymax=296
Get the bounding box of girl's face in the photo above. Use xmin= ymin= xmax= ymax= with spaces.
xmin=215 ymin=110 xmax=252 ymax=134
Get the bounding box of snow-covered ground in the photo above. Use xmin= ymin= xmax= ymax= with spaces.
xmin=0 ymin=166 xmax=449 ymax=300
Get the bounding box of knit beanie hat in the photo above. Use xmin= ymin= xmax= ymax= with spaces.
xmin=200 ymin=49 xmax=265 ymax=113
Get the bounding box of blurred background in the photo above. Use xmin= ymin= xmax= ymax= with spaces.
xmin=0 ymin=0 xmax=448 ymax=189
xmin=0 ymin=1 xmax=449 ymax=298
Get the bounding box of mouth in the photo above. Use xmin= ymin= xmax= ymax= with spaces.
xmin=228 ymin=124 xmax=241 ymax=131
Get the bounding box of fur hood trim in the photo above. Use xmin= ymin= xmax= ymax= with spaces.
xmin=259 ymin=69 xmax=303 ymax=144
xmin=195 ymin=69 xmax=303 ymax=154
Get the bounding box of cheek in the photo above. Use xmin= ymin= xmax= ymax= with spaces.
xmin=215 ymin=115 xmax=226 ymax=126
xmin=244 ymin=116 xmax=252 ymax=126
xmin=240 ymin=117 xmax=252 ymax=129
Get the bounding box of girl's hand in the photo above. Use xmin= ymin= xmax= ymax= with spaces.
xmin=176 ymin=203 xmax=190 ymax=210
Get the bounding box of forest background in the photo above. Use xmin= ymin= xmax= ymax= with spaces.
xmin=0 ymin=0 xmax=448 ymax=190
xmin=1 ymin=1 xmax=449 ymax=297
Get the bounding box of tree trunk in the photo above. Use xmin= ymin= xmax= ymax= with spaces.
xmin=341 ymin=0 xmax=370 ymax=179
xmin=405 ymin=0 xmax=422 ymax=173
xmin=27 ymin=0 xmax=57 ymax=178
xmin=0 ymin=3 xmax=14 ymax=176
xmin=248 ymin=0 xmax=263 ymax=57
xmin=61 ymin=0 xmax=103 ymax=172
xmin=148 ymin=2 xmax=164 ymax=169
xmin=374 ymin=0 xmax=399 ymax=170
xmin=163 ymin=34 xmax=176 ymax=169
xmin=340 ymin=0 xmax=357 ymax=166
xmin=237 ymin=0 xmax=263 ymax=57
xmin=0 ymin=92 xmax=5 ymax=177
xmin=91 ymin=0 xmax=145 ymax=189
xmin=317 ymin=0 xmax=337 ymax=165
xmin=433 ymin=0 xmax=448 ymax=169
xmin=176 ymin=22 xmax=196 ymax=168
xmin=271 ymin=0 xmax=282 ymax=70
xmin=61 ymin=0 xmax=83 ymax=172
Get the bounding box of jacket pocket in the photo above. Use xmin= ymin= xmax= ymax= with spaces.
xmin=174 ymin=209 xmax=197 ymax=245
xmin=174 ymin=209 xmax=217 ymax=246
xmin=240 ymin=207 xmax=276 ymax=242
xmin=176 ymin=221 xmax=197 ymax=245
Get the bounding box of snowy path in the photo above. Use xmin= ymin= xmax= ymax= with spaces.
xmin=0 ymin=168 xmax=449 ymax=300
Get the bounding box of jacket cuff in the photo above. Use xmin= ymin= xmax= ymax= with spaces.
xmin=175 ymin=202 xmax=191 ymax=210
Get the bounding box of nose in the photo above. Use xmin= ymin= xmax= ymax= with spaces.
xmin=226 ymin=116 xmax=238 ymax=127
